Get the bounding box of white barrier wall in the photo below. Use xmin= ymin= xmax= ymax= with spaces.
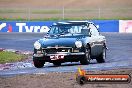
xmin=119 ymin=20 xmax=132 ymax=33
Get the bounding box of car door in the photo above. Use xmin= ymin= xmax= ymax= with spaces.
xmin=89 ymin=23 xmax=104 ymax=57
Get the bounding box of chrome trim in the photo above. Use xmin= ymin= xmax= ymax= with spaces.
xmin=33 ymin=52 xmax=85 ymax=57
xmin=42 ymin=47 xmax=72 ymax=49
xmin=46 ymin=52 xmax=85 ymax=56
xmin=91 ymin=43 xmax=103 ymax=48
xmin=33 ymin=54 xmax=43 ymax=57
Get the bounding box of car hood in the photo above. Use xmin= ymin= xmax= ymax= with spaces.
xmin=38 ymin=34 xmax=86 ymax=48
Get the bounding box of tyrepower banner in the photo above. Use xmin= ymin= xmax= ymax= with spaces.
xmin=0 ymin=21 xmax=54 ymax=32
xmin=0 ymin=20 xmax=119 ymax=32
xmin=119 ymin=20 xmax=132 ymax=33
xmin=92 ymin=20 xmax=119 ymax=32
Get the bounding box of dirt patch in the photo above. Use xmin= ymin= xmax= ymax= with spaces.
xmin=0 ymin=0 xmax=132 ymax=19
xmin=0 ymin=0 xmax=132 ymax=8
xmin=0 ymin=68 xmax=132 ymax=88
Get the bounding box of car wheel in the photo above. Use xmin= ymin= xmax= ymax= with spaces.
xmin=33 ymin=58 xmax=44 ymax=68
xmin=53 ymin=62 xmax=61 ymax=66
xmin=96 ymin=47 xmax=106 ymax=63
xmin=80 ymin=47 xmax=90 ymax=65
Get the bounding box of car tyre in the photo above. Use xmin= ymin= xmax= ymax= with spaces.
xmin=80 ymin=47 xmax=90 ymax=65
xmin=33 ymin=58 xmax=44 ymax=68
xmin=96 ymin=47 xmax=106 ymax=63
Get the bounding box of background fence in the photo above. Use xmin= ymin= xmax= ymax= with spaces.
xmin=0 ymin=7 xmax=132 ymax=20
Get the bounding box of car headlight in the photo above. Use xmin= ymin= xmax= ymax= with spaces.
xmin=75 ymin=41 xmax=82 ymax=48
xmin=34 ymin=41 xmax=41 ymax=49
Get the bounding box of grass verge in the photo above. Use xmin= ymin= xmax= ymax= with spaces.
xmin=0 ymin=17 xmax=132 ymax=21
xmin=0 ymin=51 xmax=27 ymax=64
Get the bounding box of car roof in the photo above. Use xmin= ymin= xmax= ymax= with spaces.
xmin=52 ymin=21 xmax=92 ymax=26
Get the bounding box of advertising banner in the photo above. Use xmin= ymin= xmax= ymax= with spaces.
xmin=0 ymin=20 xmax=119 ymax=32
xmin=119 ymin=20 xmax=132 ymax=33
xmin=0 ymin=21 xmax=54 ymax=32
xmin=92 ymin=20 xmax=119 ymax=32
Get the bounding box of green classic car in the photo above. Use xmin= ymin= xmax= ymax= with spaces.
xmin=33 ymin=21 xmax=107 ymax=68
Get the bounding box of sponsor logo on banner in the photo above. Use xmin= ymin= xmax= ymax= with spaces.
xmin=119 ymin=20 xmax=132 ymax=33
xmin=16 ymin=23 xmax=50 ymax=32
xmin=0 ymin=22 xmax=51 ymax=32
xmin=0 ymin=23 xmax=6 ymax=31
xmin=0 ymin=23 xmax=13 ymax=32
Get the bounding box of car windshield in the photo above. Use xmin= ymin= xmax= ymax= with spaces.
xmin=48 ymin=25 xmax=89 ymax=35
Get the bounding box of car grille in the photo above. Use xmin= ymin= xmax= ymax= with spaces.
xmin=43 ymin=47 xmax=72 ymax=54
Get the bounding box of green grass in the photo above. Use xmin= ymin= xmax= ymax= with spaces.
xmin=32 ymin=10 xmax=61 ymax=14
xmin=0 ymin=9 xmax=61 ymax=14
xmin=0 ymin=51 xmax=27 ymax=64
xmin=0 ymin=17 xmax=132 ymax=21
xmin=0 ymin=17 xmax=62 ymax=21
xmin=0 ymin=9 xmax=26 ymax=13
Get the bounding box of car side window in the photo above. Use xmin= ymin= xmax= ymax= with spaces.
xmin=89 ymin=24 xmax=99 ymax=36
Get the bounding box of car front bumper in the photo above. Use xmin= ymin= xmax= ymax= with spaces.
xmin=33 ymin=52 xmax=85 ymax=62
xmin=33 ymin=52 xmax=85 ymax=57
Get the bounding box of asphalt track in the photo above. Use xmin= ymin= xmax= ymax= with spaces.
xmin=0 ymin=33 xmax=132 ymax=77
